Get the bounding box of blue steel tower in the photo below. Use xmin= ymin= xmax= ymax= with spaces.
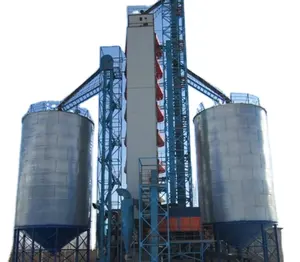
xmin=142 ymin=0 xmax=231 ymax=207
xmin=162 ymin=0 xmax=192 ymax=206
xmin=96 ymin=48 xmax=123 ymax=262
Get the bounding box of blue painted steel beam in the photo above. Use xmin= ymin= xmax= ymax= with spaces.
xmin=261 ymin=224 xmax=269 ymax=262
xmin=150 ymin=170 xmax=159 ymax=261
xmin=274 ymin=225 xmax=281 ymax=262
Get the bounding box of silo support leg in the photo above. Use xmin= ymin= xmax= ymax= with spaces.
xmin=274 ymin=224 xmax=281 ymax=262
xmin=261 ymin=224 xmax=269 ymax=262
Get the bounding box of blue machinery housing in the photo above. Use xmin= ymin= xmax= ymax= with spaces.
xmin=11 ymin=1 xmax=282 ymax=262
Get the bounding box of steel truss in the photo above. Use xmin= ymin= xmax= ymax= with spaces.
xmin=11 ymin=228 xmax=90 ymax=262
xmin=244 ymin=224 xmax=282 ymax=262
xmin=207 ymin=223 xmax=282 ymax=261
xmin=96 ymin=46 xmax=124 ymax=262
xmin=138 ymin=158 xmax=170 ymax=262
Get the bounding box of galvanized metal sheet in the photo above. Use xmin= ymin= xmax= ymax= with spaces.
xmin=194 ymin=103 xmax=277 ymax=223
xmin=15 ymin=111 xmax=94 ymax=227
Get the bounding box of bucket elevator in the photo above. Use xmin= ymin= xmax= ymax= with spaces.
xmin=11 ymin=0 xmax=283 ymax=262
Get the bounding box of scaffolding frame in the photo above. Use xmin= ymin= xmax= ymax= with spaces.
xmin=138 ymin=158 xmax=170 ymax=262
xmin=96 ymin=46 xmax=124 ymax=262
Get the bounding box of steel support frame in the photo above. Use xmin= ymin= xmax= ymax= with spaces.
xmin=162 ymin=0 xmax=192 ymax=206
xmin=166 ymin=225 xmax=214 ymax=261
xmin=169 ymin=240 xmax=211 ymax=261
xmin=11 ymin=228 xmax=90 ymax=262
xmin=210 ymin=223 xmax=281 ymax=261
xmin=245 ymin=224 xmax=281 ymax=262
xmin=96 ymin=46 xmax=123 ymax=262
xmin=138 ymin=159 xmax=170 ymax=262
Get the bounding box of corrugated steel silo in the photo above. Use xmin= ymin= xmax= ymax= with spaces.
xmin=14 ymin=101 xmax=94 ymax=252
xmin=193 ymin=101 xmax=277 ymax=248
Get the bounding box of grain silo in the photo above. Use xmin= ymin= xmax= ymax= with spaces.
xmin=12 ymin=101 xmax=93 ymax=258
xmin=193 ymin=99 xmax=278 ymax=249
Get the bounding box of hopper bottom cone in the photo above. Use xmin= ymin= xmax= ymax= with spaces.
xmin=22 ymin=226 xmax=86 ymax=252
xmin=213 ymin=221 xmax=275 ymax=249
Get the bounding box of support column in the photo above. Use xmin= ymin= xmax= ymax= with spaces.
xmin=261 ymin=224 xmax=269 ymax=262
xmin=274 ymin=224 xmax=281 ymax=262
xmin=150 ymin=170 xmax=159 ymax=261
